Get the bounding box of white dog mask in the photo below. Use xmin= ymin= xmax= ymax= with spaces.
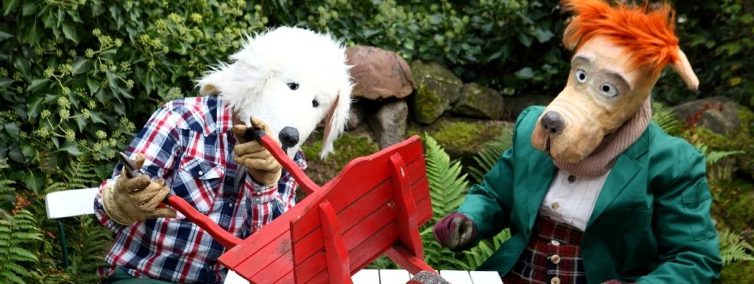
xmin=198 ymin=27 xmax=352 ymax=159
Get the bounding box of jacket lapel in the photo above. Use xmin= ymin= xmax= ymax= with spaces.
xmin=586 ymin=131 xmax=649 ymax=228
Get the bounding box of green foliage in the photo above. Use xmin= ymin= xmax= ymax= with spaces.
xmin=651 ymin=101 xmax=683 ymax=137
xmin=656 ymin=0 xmax=754 ymax=107
xmin=416 ymin=134 xmax=509 ymax=270
xmin=468 ymin=126 xmax=513 ymax=183
xmin=0 ymin=210 xmax=42 ymax=284
xmin=719 ymin=228 xmax=754 ymax=265
xmin=274 ymin=0 xmax=566 ymax=95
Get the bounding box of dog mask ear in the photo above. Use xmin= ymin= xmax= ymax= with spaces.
xmin=670 ymin=48 xmax=699 ymax=91
xmin=198 ymin=68 xmax=229 ymax=96
xmin=320 ymin=87 xmax=351 ymax=159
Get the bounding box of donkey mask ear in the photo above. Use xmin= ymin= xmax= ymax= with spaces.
xmin=670 ymin=48 xmax=699 ymax=91
xmin=319 ymin=88 xmax=351 ymax=159
xmin=562 ymin=17 xmax=581 ymax=51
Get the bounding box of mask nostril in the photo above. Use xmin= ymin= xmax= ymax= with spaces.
xmin=278 ymin=127 xmax=299 ymax=151
xmin=540 ymin=111 xmax=565 ymax=135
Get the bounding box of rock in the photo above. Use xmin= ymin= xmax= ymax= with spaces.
xmin=411 ymin=61 xmax=463 ymax=125
xmin=346 ymin=45 xmax=415 ymax=100
xmin=672 ymin=97 xmax=741 ymax=134
xmin=417 ymin=117 xmax=513 ymax=157
xmin=503 ymin=94 xmax=555 ymax=120
xmin=301 ymin=129 xmax=379 ymax=185
xmin=370 ymin=100 xmax=408 ymax=149
xmin=452 ymin=83 xmax=505 ymax=119
xmin=346 ymin=102 xmax=365 ymax=130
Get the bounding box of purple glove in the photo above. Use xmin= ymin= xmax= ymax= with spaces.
xmin=433 ymin=212 xmax=477 ymax=252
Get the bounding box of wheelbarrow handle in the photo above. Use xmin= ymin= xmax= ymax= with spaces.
xmin=243 ymin=127 xmax=320 ymax=194
xmin=165 ymin=195 xmax=241 ymax=248
xmin=119 ymin=152 xmax=241 ymax=248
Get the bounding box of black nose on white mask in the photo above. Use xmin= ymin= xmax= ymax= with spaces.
xmin=278 ymin=127 xmax=299 ymax=152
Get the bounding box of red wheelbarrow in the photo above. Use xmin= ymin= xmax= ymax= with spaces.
xmin=163 ymin=130 xmax=441 ymax=283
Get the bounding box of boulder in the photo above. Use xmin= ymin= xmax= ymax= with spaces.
xmin=411 ymin=61 xmax=463 ymax=125
xmin=452 ymin=83 xmax=505 ymax=119
xmin=346 ymin=45 xmax=415 ymax=100
xmin=346 ymin=102 xmax=366 ymax=130
xmin=673 ymin=97 xmax=741 ymax=134
xmin=503 ymin=94 xmax=555 ymax=120
xmin=369 ymin=100 xmax=408 ymax=149
xmin=418 ymin=117 xmax=513 ymax=157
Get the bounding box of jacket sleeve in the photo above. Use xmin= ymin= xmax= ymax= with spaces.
xmin=638 ymin=148 xmax=722 ymax=283
xmin=457 ymin=107 xmax=535 ymax=240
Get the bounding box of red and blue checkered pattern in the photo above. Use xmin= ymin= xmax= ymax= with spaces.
xmin=93 ymin=96 xmax=305 ymax=283
xmin=504 ymin=217 xmax=586 ymax=284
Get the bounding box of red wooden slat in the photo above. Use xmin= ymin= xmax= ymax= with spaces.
xmin=291 ymin=152 xmax=425 ymax=243
xmin=242 ymin=249 xmax=293 ymax=283
xmin=389 ymin=154 xmax=424 ymax=259
xmin=318 ymin=201 xmax=352 ymax=284
xmin=295 ymin=200 xmax=398 ymax=282
xmin=385 ymin=246 xmax=435 ymax=274
xmin=292 ymin=180 xmax=392 ymax=264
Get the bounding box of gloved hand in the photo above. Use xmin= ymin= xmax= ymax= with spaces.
xmin=232 ymin=116 xmax=283 ymax=186
xmin=102 ymin=154 xmax=176 ymax=225
xmin=433 ymin=212 xmax=477 ymax=252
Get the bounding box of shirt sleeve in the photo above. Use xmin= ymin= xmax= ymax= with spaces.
xmin=93 ymin=105 xmax=183 ymax=233
xmin=637 ymin=148 xmax=722 ymax=283
xmin=241 ymin=150 xmax=307 ymax=209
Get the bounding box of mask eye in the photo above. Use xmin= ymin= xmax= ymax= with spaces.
xmin=312 ymin=99 xmax=319 ymax=108
xmin=287 ymin=82 xmax=299 ymax=90
xmin=599 ymin=82 xmax=618 ymax=98
xmin=575 ymin=69 xmax=587 ymax=83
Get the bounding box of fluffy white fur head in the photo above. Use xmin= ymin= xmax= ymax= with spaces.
xmin=198 ymin=26 xmax=352 ymax=158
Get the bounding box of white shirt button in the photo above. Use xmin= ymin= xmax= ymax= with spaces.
xmin=550 ymin=254 xmax=561 ymax=264
xmin=198 ymin=170 xmax=204 ymax=176
xmin=550 ymin=240 xmax=560 ymax=246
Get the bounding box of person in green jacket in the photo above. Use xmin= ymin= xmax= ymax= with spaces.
xmin=433 ymin=1 xmax=722 ymax=283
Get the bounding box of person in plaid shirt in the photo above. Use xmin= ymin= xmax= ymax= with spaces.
xmin=94 ymin=27 xmax=352 ymax=284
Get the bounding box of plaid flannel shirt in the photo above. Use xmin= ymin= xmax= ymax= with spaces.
xmin=93 ymin=96 xmax=306 ymax=283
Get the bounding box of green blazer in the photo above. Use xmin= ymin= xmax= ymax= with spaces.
xmin=458 ymin=106 xmax=721 ymax=283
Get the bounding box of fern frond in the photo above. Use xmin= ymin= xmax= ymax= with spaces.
xmin=468 ymin=125 xmax=513 ymax=183
xmin=719 ymin=228 xmax=754 ymax=265
xmin=652 ymin=102 xmax=683 ymax=136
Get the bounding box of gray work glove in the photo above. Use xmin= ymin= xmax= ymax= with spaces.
xmin=231 ymin=117 xmax=283 ymax=186
xmin=102 ymin=154 xmax=176 ymax=225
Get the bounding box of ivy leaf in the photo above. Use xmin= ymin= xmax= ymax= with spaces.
xmin=26 ymin=79 xmax=50 ymax=94
xmin=3 ymin=123 xmax=19 ymax=137
xmin=517 ymin=33 xmax=532 ymax=47
xmin=22 ymin=170 xmax=44 ymax=193
xmin=531 ymin=27 xmax=554 ymax=43
xmin=89 ymin=112 xmax=106 ymax=124
xmin=515 ymin=67 xmax=534 ymax=79
xmin=86 ymin=77 xmax=100 ymax=93
xmin=62 ymin=22 xmax=79 ymax=43
xmin=0 ymin=78 xmax=13 ymax=89
xmin=26 ymin=96 xmax=44 ymax=119
xmin=72 ymin=57 xmax=91 ymax=75
xmin=2 ymin=0 xmax=19 ymax=16
xmin=60 ymin=142 xmax=83 ymax=156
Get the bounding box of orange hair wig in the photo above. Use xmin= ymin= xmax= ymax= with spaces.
xmin=561 ymin=0 xmax=680 ymax=76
